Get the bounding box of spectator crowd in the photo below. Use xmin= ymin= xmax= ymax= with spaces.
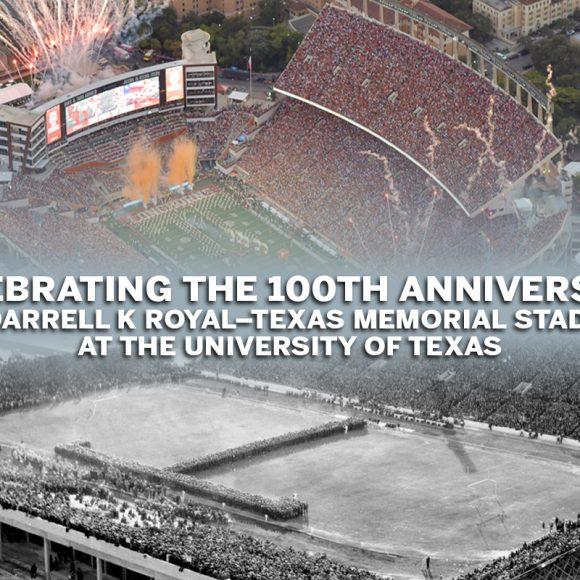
xmin=198 ymin=337 xmax=580 ymax=442
xmin=458 ymin=518 xmax=580 ymax=579
xmin=0 ymin=461 xmax=380 ymax=580
xmin=240 ymin=100 xmax=566 ymax=267
xmin=55 ymin=442 xmax=308 ymax=520
xmin=275 ymin=6 xmax=560 ymax=215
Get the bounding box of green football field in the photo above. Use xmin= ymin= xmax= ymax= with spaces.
xmin=107 ymin=180 xmax=332 ymax=272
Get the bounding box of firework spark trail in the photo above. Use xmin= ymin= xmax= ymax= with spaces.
xmin=562 ymin=125 xmax=579 ymax=165
xmin=347 ymin=216 xmax=377 ymax=268
xmin=361 ymin=149 xmax=409 ymax=255
xmin=0 ymin=0 xmax=134 ymax=85
xmin=423 ymin=116 xmax=440 ymax=171
xmin=416 ymin=187 xmax=439 ymax=262
xmin=533 ymin=65 xmax=558 ymax=168
xmin=413 ymin=116 xmax=445 ymax=259
xmin=544 ymin=64 xmax=557 ymax=132
xmin=455 ymin=95 xmax=509 ymax=199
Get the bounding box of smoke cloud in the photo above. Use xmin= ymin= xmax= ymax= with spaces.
xmin=123 ymin=141 xmax=162 ymax=204
xmin=167 ymin=138 xmax=198 ymax=187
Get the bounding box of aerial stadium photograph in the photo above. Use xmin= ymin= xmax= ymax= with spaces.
xmin=0 ymin=0 xmax=577 ymax=579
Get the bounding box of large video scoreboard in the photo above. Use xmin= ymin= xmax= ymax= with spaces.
xmin=42 ymin=63 xmax=193 ymax=147
xmin=65 ymin=77 xmax=160 ymax=136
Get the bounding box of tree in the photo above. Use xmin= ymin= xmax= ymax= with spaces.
xmin=151 ymin=6 xmax=179 ymax=44
xmin=559 ymin=73 xmax=580 ymax=90
xmin=270 ymin=24 xmax=302 ymax=68
xmin=462 ymin=12 xmax=494 ymax=43
xmin=525 ymin=66 xmax=580 ymax=138
xmin=555 ymin=87 xmax=580 ymax=116
xmin=554 ymin=115 xmax=578 ymax=136
xmin=530 ymin=36 xmax=580 ymax=78
xmin=180 ymin=10 xmax=225 ymax=33
xmin=248 ymin=29 xmax=275 ymax=70
xmin=256 ymin=0 xmax=284 ymax=26
xmin=163 ymin=39 xmax=182 ymax=58
xmin=524 ymin=70 xmax=547 ymax=90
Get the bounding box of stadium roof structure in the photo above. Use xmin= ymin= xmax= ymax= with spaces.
xmin=274 ymin=6 xmax=561 ymax=216
xmin=398 ymin=0 xmax=472 ymax=33
xmin=0 ymin=83 xmax=33 ymax=106
xmin=228 ymin=90 xmax=249 ymax=102
xmin=0 ymin=104 xmax=40 ymax=126
xmin=563 ymin=161 xmax=580 ymax=177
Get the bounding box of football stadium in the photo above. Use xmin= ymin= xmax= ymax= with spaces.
xmin=0 ymin=343 xmax=579 ymax=580
xmin=0 ymin=1 xmax=578 ymax=580
xmin=0 ymin=0 xmax=572 ymax=273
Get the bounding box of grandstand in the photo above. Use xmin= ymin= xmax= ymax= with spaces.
xmin=238 ymin=100 xmax=566 ymax=266
xmin=518 ymin=548 xmax=580 ymax=580
xmin=459 ymin=521 xmax=580 ymax=580
xmin=0 ymin=350 xmax=579 ymax=580
xmin=275 ymin=6 xmax=561 ymax=216
xmin=0 ymin=6 xmax=569 ymax=273
xmin=0 ymin=6 xmax=575 ymax=580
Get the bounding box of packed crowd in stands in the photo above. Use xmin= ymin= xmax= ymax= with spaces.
xmin=0 ymin=88 xmax=565 ymax=273
xmin=457 ymin=518 xmax=580 ymax=579
xmin=275 ymin=6 xmax=560 ymax=214
xmin=0 ymin=106 xmax=265 ymax=274
xmin=0 ymin=462 xmax=381 ymax=580
xmin=189 ymin=108 xmax=256 ymax=160
xmin=7 ymin=171 xmax=108 ymax=208
xmin=239 ymin=99 xmax=566 ymax=266
xmin=0 ymin=350 xmax=577 ymax=578
xmin=0 ymin=353 xmax=187 ymax=413
xmin=49 ymin=112 xmax=187 ymax=171
xmin=4 ymin=107 xmax=256 ymax=211
xmin=0 ymin=334 xmax=578 ymax=445
xmin=0 ymin=208 xmax=151 ymax=274
xmin=198 ymin=337 xmax=580 ymax=441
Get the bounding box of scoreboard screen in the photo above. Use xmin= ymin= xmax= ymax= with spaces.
xmin=45 ymin=105 xmax=62 ymax=144
xmin=65 ymin=77 xmax=160 ymax=136
xmin=165 ymin=66 xmax=184 ymax=102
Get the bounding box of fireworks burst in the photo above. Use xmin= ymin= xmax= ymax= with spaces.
xmin=455 ymin=95 xmax=509 ymax=198
xmin=0 ymin=0 xmax=135 ymax=84
xmin=532 ymin=64 xmax=558 ymax=167
xmin=423 ymin=116 xmax=440 ymax=171
xmin=544 ymin=64 xmax=557 ymax=132
xmin=361 ymin=149 xmax=408 ymax=255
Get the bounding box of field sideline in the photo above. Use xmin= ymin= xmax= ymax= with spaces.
xmin=107 ymin=179 xmax=329 ymax=271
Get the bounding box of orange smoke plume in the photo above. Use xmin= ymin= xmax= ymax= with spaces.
xmin=167 ymin=138 xmax=198 ymax=187
xmin=123 ymin=141 xmax=162 ymax=203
